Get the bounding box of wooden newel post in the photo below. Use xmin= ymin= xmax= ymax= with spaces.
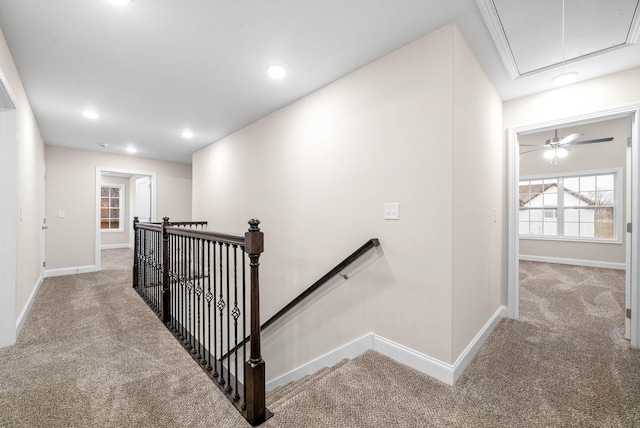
xmin=161 ymin=217 xmax=171 ymax=324
xmin=244 ymin=218 xmax=267 ymax=425
xmin=133 ymin=217 xmax=139 ymax=289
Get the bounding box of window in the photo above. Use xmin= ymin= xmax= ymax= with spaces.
xmin=519 ymin=170 xmax=621 ymax=242
xmin=101 ymin=185 xmax=123 ymax=231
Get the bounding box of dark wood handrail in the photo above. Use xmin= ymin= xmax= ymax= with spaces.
xmin=261 ymin=238 xmax=379 ymax=331
xmin=222 ymin=238 xmax=380 ymax=360
xmin=166 ymin=226 xmax=245 ymax=246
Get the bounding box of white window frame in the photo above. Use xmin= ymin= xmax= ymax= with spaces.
xmin=519 ymin=168 xmax=623 ymax=244
xmin=100 ymin=184 xmax=124 ymax=233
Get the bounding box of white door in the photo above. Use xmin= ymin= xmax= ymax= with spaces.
xmin=136 ymin=176 xmax=152 ymax=223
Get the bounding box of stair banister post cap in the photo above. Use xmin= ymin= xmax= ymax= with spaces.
xmin=248 ymin=219 xmax=261 ymax=232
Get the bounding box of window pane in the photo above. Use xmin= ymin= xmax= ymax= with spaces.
xmin=542 ymin=192 xmax=557 ymax=206
xmin=596 ymin=191 xmax=614 ymax=206
xmin=101 ymin=208 xmax=109 ymax=218
xmin=519 ymin=210 xmax=530 ymax=222
xmin=530 ymin=210 xmax=543 ymax=221
xmin=579 ymin=209 xmax=594 ymax=222
xmin=564 ymin=208 xmax=579 ymax=222
xmin=101 ymin=197 xmax=109 ymax=208
xmin=101 ymin=220 xmax=110 ymax=228
xmin=110 ymin=209 xmax=120 ymax=219
xmin=564 ymin=177 xmax=579 ymax=193
xmin=596 ymin=174 xmax=614 ymax=191
xmin=101 ymin=187 xmax=109 ymax=197
xmin=530 ymin=222 xmax=543 ymax=235
xmin=519 ymin=222 xmax=530 ymax=235
xmin=111 ymin=220 xmax=120 ymax=229
xmin=544 ymin=209 xmax=557 ymax=220
xmin=543 ymin=222 xmax=557 ymax=236
xmin=580 ymin=176 xmax=596 ymax=192
xmin=580 ymin=223 xmax=594 ymax=238
xmin=110 ymin=198 xmax=120 ymax=208
xmin=565 ymin=222 xmax=579 ymax=236
xmin=110 ymin=187 xmax=120 ymax=197
xmin=579 ymin=192 xmax=596 ymax=206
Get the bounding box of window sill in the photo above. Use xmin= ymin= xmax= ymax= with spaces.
xmin=519 ymin=235 xmax=623 ymax=245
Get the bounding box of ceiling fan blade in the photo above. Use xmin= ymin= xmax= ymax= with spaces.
xmin=558 ymin=133 xmax=582 ymax=145
xmin=564 ymin=137 xmax=614 ymax=146
xmin=519 ymin=144 xmax=546 ymax=147
xmin=520 ymin=148 xmax=543 ymax=154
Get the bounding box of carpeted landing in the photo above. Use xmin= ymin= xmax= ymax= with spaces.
xmin=1 ymin=252 xmax=639 ymax=427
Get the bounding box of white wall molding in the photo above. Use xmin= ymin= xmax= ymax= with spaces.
xmin=16 ymin=275 xmax=43 ymax=336
xmin=520 ymin=254 xmax=625 ymax=270
xmin=100 ymin=243 xmax=134 ymax=250
xmin=266 ymin=305 xmax=506 ymax=390
xmin=266 ymin=333 xmax=373 ymax=391
xmin=44 ymin=265 xmax=97 ymax=278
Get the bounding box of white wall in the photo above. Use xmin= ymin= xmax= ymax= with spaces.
xmin=451 ymin=28 xmax=504 ymax=359
xmin=193 ymin=23 xmax=504 ymax=379
xmin=518 ymin=118 xmax=628 ymax=265
xmin=0 ymin=27 xmax=46 ymax=347
xmin=45 ymin=146 xmax=192 ymax=271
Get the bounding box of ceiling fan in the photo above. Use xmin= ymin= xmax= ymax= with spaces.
xmin=520 ymin=129 xmax=614 ymax=163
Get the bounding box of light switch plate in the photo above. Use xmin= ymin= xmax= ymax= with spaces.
xmin=384 ymin=203 xmax=400 ymax=220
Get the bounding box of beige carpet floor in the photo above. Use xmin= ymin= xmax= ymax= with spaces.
xmin=1 ymin=252 xmax=639 ymax=427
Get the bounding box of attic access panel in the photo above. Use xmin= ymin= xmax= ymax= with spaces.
xmin=477 ymin=0 xmax=640 ymax=78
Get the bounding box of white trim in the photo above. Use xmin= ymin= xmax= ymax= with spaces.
xmin=508 ymin=104 xmax=640 ymax=349
xmin=475 ymin=0 xmax=520 ymax=79
xmin=266 ymin=333 xmax=373 ymax=391
xmin=16 ymin=275 xmax=43 ymax=336
xmin=100 ymin=243 xmax=134 ymax=250
xmin=44 ymin=265 xmax=97 ymax=278
xmin=0 ymin=69 xmax=19 ymax=349
xmin=520 ymin=255 xmax=625 ymax=270
xmin=266 ymin=305 xmax=506 ymax=390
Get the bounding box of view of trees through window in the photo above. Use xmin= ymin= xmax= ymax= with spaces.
xmin=519 ymin=172 xmax=616 ymax=240
xmin=101 ymin=185 xmax=122 ymax=230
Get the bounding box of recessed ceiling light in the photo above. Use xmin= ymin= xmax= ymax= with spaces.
xmin=181 ymin=130 xmax=194 ymax=139
xmin=99 ymin=143 xmax=109 ymax=148
xmin=266 ymin=63 xmax=287 ymax=80
xmin=126 ymin=146 xmax=136 ymax=153
xmin=82 ymin=110 xmax=100 ymax=120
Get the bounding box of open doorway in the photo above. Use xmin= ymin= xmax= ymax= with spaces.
xmin=507 ymin=107 xmax=640 ymax=348
xmin=95 ymin=167 xmax=156 ymax=272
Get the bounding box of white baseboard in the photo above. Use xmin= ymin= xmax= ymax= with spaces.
xmin=101 ymin=243 xmax=134 ymax=250
xmin=519 ymin=255 xmax=625 ymax=270
xmin=44 ymin=265 xmax=97 ymax=278
xmin=266 ymin=305 xmax=506 ymax=390
xmin=266 ymin=333 xmax=373 ymax=391
xmin=16 ymin=275 xmax=44 ymax=336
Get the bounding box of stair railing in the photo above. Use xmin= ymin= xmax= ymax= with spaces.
xmin=133 ymin=217 xmax=271 ymax=426
xmin=223 ymin=238 xmax=380 ymax=360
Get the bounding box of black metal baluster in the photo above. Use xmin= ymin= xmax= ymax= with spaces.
xmin=225 ymin=243 xmax=232 ymax=393
xmin=232 ymin=244 xmax=240 ymax=400
xmin=212 ymin=241 xmax=218 ymax=378
xmin=194 ymin=238 xmax=202 ymax=359
xmin=186 ymin=236 xmax=193 ymax=350
xmin=205 ymin=240 xmax=212 ymax=371
xmin=181 ymin=234 xmax=187 ymax=342
xmin=218 ymin=241 xmax=225 ymax=387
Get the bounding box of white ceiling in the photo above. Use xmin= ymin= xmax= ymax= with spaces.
xmin=0 ymin=0 xmax=638 ymax=163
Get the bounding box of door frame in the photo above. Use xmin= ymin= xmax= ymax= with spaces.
xmin=95 ymin=167 xmax=157 ymax=271
xmin=0 ymin=69 xmax=18 ymax=347
xmin=507 ymin=104 xmax=640 ymax=348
